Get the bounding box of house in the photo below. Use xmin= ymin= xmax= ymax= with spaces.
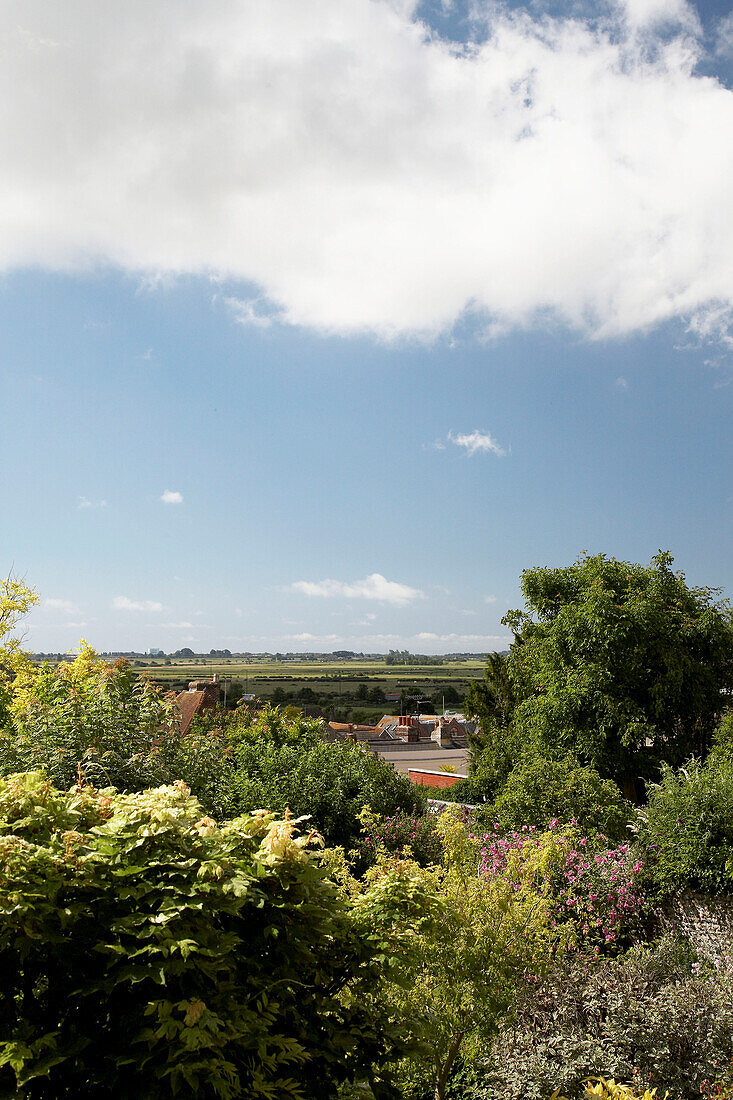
xmin=375 ymin=713 xmax=474 ymax=747
xmin=175 ymin=676 xmax=221 ymax=735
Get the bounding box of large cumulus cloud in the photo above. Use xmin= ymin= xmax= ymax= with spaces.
xmin=2 ymin=0 xmax=733 ymax=340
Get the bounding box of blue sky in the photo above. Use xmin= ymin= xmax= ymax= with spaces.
xmin=2 ymin=0 xmax=733 ymax=653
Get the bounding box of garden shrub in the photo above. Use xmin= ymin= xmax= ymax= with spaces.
xmin=558 ymin=1080 xmax=676 ymax=1100
xmin=638 ymin=756 xmax=733 ymax=895
xmin=232 ymin=737 xmax=425 ymax=851
xmin=0 ymin=772 xmax=390 ymax=1099
xmin=474 ymin=938 xmax=733 ymax=1100
xmin=478 ymin=823 xmax=647 ymax=952
xmin=359 ymin=809 xmax=444 ymax=868
xmin=488 ymin=757 xmax=633 ymax=841
xmin=348 ymin=809 xmax=571 ymax=1100
xmin=1 ymin=645 xmax=238 ymax=818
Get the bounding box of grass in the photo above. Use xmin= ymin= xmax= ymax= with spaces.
xmin=130 ymin=657 xmax=486 ymax=710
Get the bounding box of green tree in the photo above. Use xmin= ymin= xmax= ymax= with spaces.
xmin=3 ymin=644 xmax=238 ymax=818
xmin=464 ymin=651 xmax=519 ymax=796
xmin=503 ymin=552 xmax=733 ymax=797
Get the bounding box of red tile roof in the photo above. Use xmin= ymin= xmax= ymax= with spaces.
xmin=175 ymin=682 xmax=220 ymax=735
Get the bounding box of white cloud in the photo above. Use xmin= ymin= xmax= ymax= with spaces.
xmin=415 ymin=632 xmax=510 ymax=644
xmin=619 ymin=0 xmax=699 ymax=32
xmin=223 ymin=295 xmax=279 ymax=328
xmin=160 ymin=489 xmax=183 ymax=504
xmin=77 ymin=496 xmax=107 ymax=509
xmin=286 ymin=632 xmax=342 ymax=643
xmin=1 ymin=2 xmax=733 ymax=343
xmin=161 ymin=620 xmax=193 ymax=629
xmin=484 ymin=594 xmax=497 ymax=603
xmin=44 ymin=597 xmax=77 ymax=613
xmin=615 ymin=376 xmax=629 ymax=389
xmin=447 ymin=430 xmax=506 ymax=457
xmin=717 ymin=12 xmax=733 ymax=59
xmin=112 ymin=596 xmax=163 ymax=612
xmin=291 ymin=572 xmax=423 ymax=604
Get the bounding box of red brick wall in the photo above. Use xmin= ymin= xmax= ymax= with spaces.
xmin=408 ymin=769 xmax=465 ymax=789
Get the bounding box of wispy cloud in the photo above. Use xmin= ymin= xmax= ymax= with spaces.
xmin=77 ymin=496 xmax=107 ymax=509
xmin=415 ymin=632 xmax=509 ymax=645
xmin=291 ymin=573 xmax=423 ymax=605
xmin=615 ymin=376 xmax=629 ymax=390
xmin=223 ymin=296 xmax=280 ymax=328
xmin=161 ymin=620 xmax=194 ymax=629
xmin=112 ymin=596 xmax=163 ymax=612
xmin=160 ymin=489 xmax=183 ymax=504
xmin=44 ymin=597 xmax=78 ymax=613
xmin=716 ymin=11 xmax=733 ymax=58
xmin=447 ymin=430 xmax=506 ymax=457
xmin=484 ymin=595 xmax=497 ymax=604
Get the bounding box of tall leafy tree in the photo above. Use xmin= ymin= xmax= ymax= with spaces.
xmin=464 ymin=651 xmax=518 ymax=794
xmin=503 ymin=551 xmax=733 ymax=796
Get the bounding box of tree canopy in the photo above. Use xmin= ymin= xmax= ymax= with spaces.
xmin=502 ymin=551 xmax=733 ymax=794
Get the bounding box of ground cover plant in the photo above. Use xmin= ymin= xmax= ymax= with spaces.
xmin=475 ymin=938 xmax=733 ymax=1100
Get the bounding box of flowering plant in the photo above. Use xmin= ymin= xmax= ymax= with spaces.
xmin=478 ymin=820 xmax=646 ymax=951
xmin=359 ymin=809 xmax=443 ymax=867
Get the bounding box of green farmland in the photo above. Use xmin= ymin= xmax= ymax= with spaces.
xmin=133 ymin=656 xmax=487 ymax=720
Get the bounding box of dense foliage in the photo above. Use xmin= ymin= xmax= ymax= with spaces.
xmin=478 ymin=823 xmax=646 ymax=952
xmin=480 ymin=757 xmax=632 ymax=841
xmin=232 ymin=736 xmax=424 ymax=852
xmin=1 ymin=643 xmax=239 ymax=814
xmin=498 ymin=552 xmax=733 ymax=795
xmin=638 ymin=754 xmax=733 ymax=895
xmin=349 ymin=810 xmax=570 ymax=1100
xmin=359 ymin=809 xmax=444 ymax=868
xmin=476 ymin=939 xmax=733 ymax=1100
xmin=0 ymin=772 xmax=415 ymax=1100
xmin=463 ymin=652 xmax=518 ymax=798
xmin=0 ymin=647 xmax=422 ymax=852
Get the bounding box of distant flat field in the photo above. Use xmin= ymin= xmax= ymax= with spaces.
xmin=133 ymin=657 xmax=486 ymax=695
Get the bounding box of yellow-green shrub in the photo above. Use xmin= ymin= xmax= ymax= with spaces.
xmin=0 ymin=772 xmax=392 ymax=1099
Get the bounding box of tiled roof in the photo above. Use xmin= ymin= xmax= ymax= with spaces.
xmin=175 ymin=683 xmax=220 ymax=735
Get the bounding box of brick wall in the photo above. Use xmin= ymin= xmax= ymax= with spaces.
xmin=408 ymin=769 xmax=467 ymax=789
xmin=657 ymin=890 xmax=733 ymax=964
